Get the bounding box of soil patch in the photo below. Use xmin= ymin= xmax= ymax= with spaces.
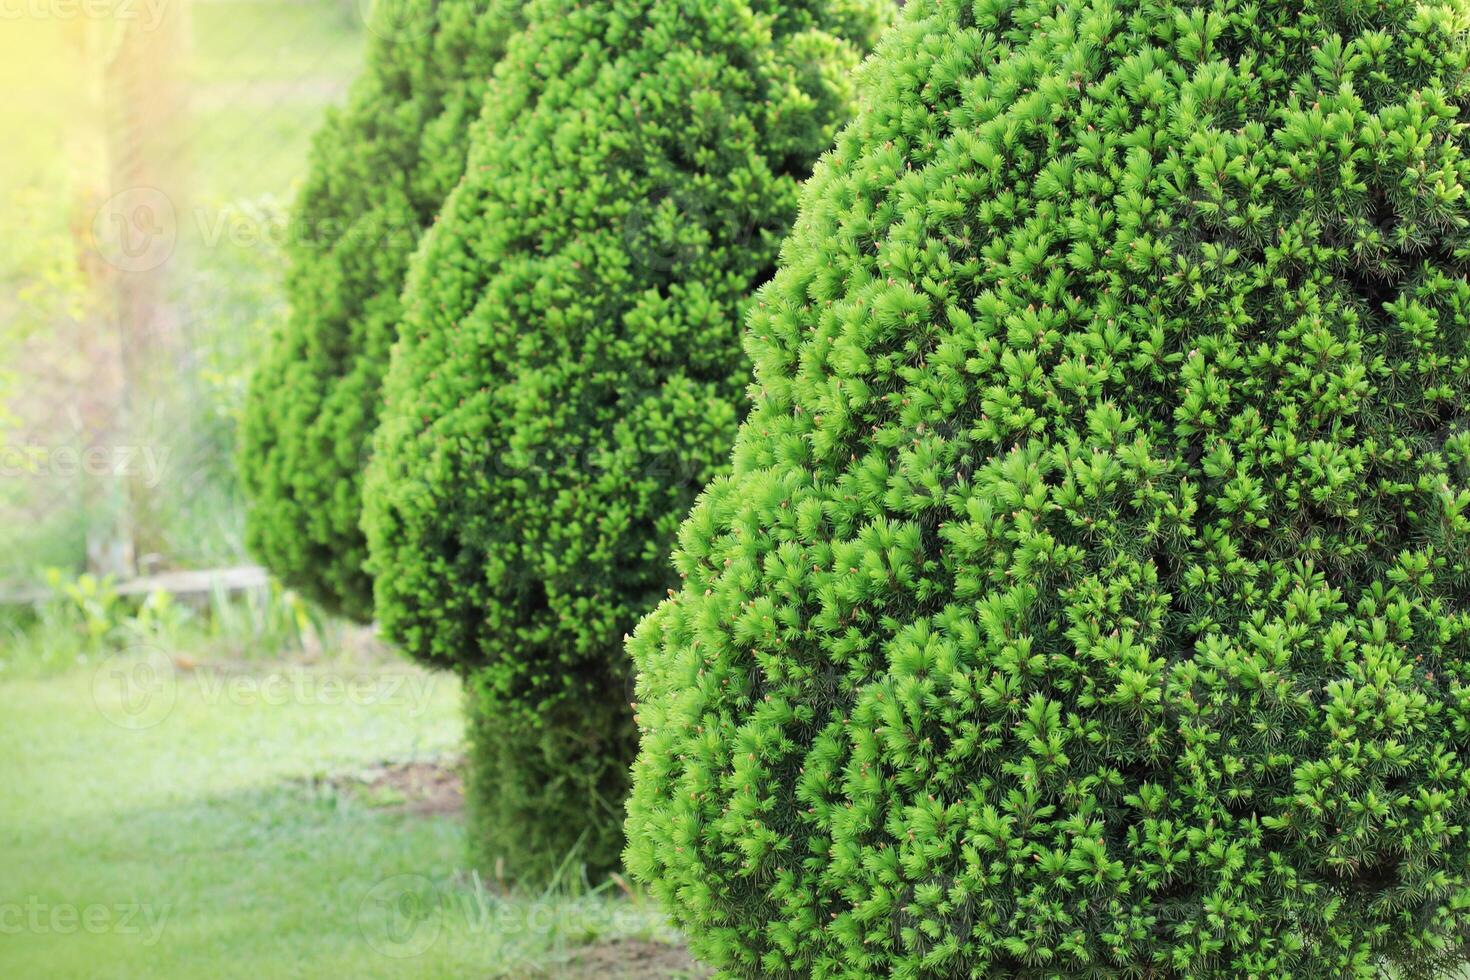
xmin=324 ymin=758 xmax=463 ymax=815
xmin=531 ymin=939 xmax=710 ymax=979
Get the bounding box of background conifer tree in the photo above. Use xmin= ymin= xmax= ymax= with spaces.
xmin=364 ymin=0 xmax=887 ymax=876
xmin=625 ymin=0 xmax=1470 ymax=974
xmin=239 ymin=0 xmax=520 ymax=620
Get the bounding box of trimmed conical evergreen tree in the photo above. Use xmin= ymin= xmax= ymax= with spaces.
xmin=239 ymin=0 xmax=520 ymax=620
xmin=363 ymin=0 xmax=888 ymax=876
xmin=625 ymin=0 xmax=1470 ymax=975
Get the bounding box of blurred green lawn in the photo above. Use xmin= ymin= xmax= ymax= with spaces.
xmin=0 ymin=646 xmax=676 ymax=978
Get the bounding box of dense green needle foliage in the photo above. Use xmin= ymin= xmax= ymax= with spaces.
xmin=363 ymin=0 xmax=887 ymax=870
xmin=239 ymin=0 xmax=518 ymax=620
xmin=625 ymin=0 xmax=1470 ymax=975
xmin=366 ymin=0 xmax=886 ymax=708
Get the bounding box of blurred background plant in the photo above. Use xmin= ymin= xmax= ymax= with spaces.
xmin=0 ymin=0 xmax=367 ymax=661
xmin=0 ymin=0 xmax=379 ymax=687
xmin=0 ymin=0 xmax=362 ymax=586
xmin=0 ymin=566 xmax=323 ymax=678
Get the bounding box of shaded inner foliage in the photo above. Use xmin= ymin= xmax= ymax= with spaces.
xmin=625 ymin=0 xmax=1470 ymax=976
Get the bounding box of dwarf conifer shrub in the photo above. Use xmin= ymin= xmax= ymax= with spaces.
xmin=462 ymin=675 xmax=639 ymax=881
xmin=239 ymin=0 xmax=518 ymax=620
xmin=363 ymin=0 xmax=887 ymax=873
xmin=625 ymin=0 xmax=1470 ymax=975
